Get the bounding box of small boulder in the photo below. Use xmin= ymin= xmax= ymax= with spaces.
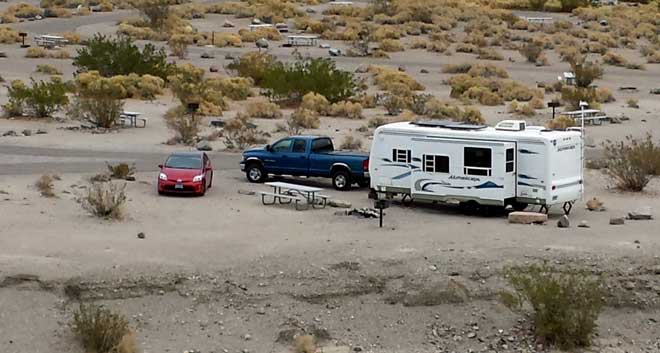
xmin=610 ymin=217 xmax=625 ymax=225
xmin=2 ymin=130 xmax=17 ymax=137
xmin=329 ymin=199 xmax=352 ymax=208
xmin=557 ymin=215 xmax=570 ymax=228
xmin=209 ymin=65 xmax=220 ymax=73
xmin=508 ymin=211 xmax=547 ymax=225
xmin=628 ymin=207 xmax=653 ymax=220
xmin=255 ymin=38 xmax=269 ymax=49
xmin=196 ymin=140 xmax=212 ymax=151
xmin=137 ymin=232 xmax=145 ymax=239
xmin=354 ymin=65 xmax=368 ymax=73
xmin=251 ymin=18 xmax=262 ymax=25
xmin=586 ymin=197 xmax=604 ymax=211
xmin=397 ymin=65 xmax=406 ymax=72
xmin=237 ymin=189 xmax=256 ymax=196
xmin=420 ymin=68 xmax=429 ymax=74
xmin=201 ymin=52 xmax=215 ymax=59
xmin=36 ymin=128 xmax=47 ymax=134
xmin=21 ymin=129 xmax=32 ymax=136
xmin=223 ymin=20 xmax=235 ymax=28
xmin=578 ymin=220 xmax=590 ymax=228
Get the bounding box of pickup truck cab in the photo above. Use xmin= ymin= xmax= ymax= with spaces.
xmin=240 ymin=136 xmax=369 ymax=190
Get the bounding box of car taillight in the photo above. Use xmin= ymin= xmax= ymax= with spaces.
xmin=362 ymin=159 xmax=369 ymax=171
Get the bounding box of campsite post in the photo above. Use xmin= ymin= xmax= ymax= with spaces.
xmin=374 ymin=191 xmax=390 ymax=228
xmin=579 ymin=100 xmax=588 ymax=201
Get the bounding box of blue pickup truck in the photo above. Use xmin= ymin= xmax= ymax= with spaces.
xmin=240 ymin=135 xmax=370 ymax=190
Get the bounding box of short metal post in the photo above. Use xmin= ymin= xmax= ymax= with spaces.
xmin=379 ymin=208 xmax=383 ymax=228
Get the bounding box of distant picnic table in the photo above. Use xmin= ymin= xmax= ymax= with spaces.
xmin=260 ymin=181 xmax=330 ymax=210
xmin=119 ymin=111 xmax=147 ymax=128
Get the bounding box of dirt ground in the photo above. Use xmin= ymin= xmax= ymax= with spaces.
xmin=1 ymin=1 xmax=660 ymax=352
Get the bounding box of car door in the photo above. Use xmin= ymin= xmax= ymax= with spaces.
xmin=263 ymin=138 xmax=293 ymax=174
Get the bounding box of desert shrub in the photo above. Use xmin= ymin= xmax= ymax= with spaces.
xmin=556 ymin=45 xmax=582 ymax=63
xmin=379 ymin=39 xmax=404 ymax=52
xmin=35 ymin=174 xmax=56 ymax=197
xmin=442 ymin=63 xmax=472 ymax=74
xmin=25 ymin=47 xmax=71 ymax=59
xmin=625 ymin=62 xmax=645 ymax=70
xmin=410 ymin=93 xmax=432 ymax=115
xmin=502 ymin=263 xmax=603 ymax=350
xmin=561 ymin=87 xmax=596 ymax=110
xmin=328 ymin=101 xmax=363 ymax=119
xmin=0 ymin=27 xmax=21 ymax=43
xmin=5 ymin=79 xmax=69 ymax=118
xmin=519 ymin=43 xmax=543 ymax=63
xmin=409 ymin=38 xmax=428 ymax=49
xmin=76 ymin=71 xmax=164 ymax=100
xmin=207 ymin=76 xmax=253 ymax=101
xmin=602 ymin=51 xmax=627 ymax=67
xmin=61 ymin=31 xmax=81 ymax=44
xmin=339 ymin=135 xmax=362 ymax=150
xmin=168 ymin=33 xmax=188 ymax=58
xmin=244 ymin=97 xmax=282 ymax=119
xmin=223 ymin=113 xmax=268 ymax=150
xmin=6 ymin=3 xmax=42 ymax=18
xmin=130 ymin=0 xmax=176 ymax=29
xmin=74 ymin=34 xmax=173 ymax=78
xmin=369 ymin=66 xmax=424 ymax=91
xmin=603 ymin=134 xmax=660 ymax=191
xmin=35 ymin=64 xmax=62 ymax=75
xmin=546 ymin=115 xmax=576 ymax=130
xmin=260 ymin=56 xmax=359 ymax=103
xmin=383 ymin=94 xmax=406 ymax=116
xmin=455 ymin=43 xmax=479 ymax=54
xmin=646 ymin=51 xmax=660 ymax=64
xmin=168 ymin=64 xmax=226 ymax=116
xmin=164 ymin=106 xmax=202 ymax=144
xmin=226 ymin=51 xmax=275 ymax=85
xmin=107 ymin=163 xmax=136 ymax=180
xmin=77 ymin=182 xmax=127 ymax=220
xmin=208 ymin=32 xmax=242 ymax=47
xmin=467 ymin=64 xmax=509 ymax=78
xmin=477 ymin=48 xmax=504 ymax=61
xmin=594 ymin=87 xmax=615 ymax=104
xmin=424 ymin=98 xmax=485 ymax=124
xmin=287 ymin=108 xmax=320 ymax=134
xmin=626 ymin=98 xmax=639 ymax=108
xmin=73 ymin=75 xmax=125 ymax=128
xmin=558 ymin=0 xmax=590 ymax=12
xmin=238 ymin=27 xmax=282 ymax=42
xmin=509 ymin=101 xmax=536 ymax=116
xmin=571 ymin=60 xmax=603 ymax=88
xmin=368 ymin=116 xmax=389 ymax=128
xmin=71 ymin=303 xmax=135 ymax=353
xmin=300 ymin=92 xmax=330 ymax=115
xmin=294 ymin=334 xmax=316 ymax=353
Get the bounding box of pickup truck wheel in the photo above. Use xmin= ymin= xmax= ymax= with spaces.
xmin=332 ymin=170 xmax=351 ymax=191
xmin=246 ymin=164 xmax=266 ymax=183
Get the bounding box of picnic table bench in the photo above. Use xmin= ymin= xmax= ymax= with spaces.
xmin=260 ymin=181 xmax=331 ymax=210
xmin=119 ymin=111 xmax=147 ymax=128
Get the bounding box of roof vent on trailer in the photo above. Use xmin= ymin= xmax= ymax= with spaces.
xmin=411 ymin=120 xmax=487 ymax=130
xmin=495 ymin=120 xmax=526 ymax=131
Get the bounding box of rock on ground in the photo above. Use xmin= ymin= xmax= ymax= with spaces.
xmin=508 ymin=212 xmax=547 ymax=225
xmin=196 ymin=140 xmax=212 ymax=151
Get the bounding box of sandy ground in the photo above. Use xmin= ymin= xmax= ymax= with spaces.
xmin=1 ymin=2 xmax=660 ymax=352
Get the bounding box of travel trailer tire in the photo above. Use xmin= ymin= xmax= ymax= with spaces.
xmin=458 ymin=200 xmax=481 ymax=215
xmin=332 ymin=170 xmax=351 ymax=190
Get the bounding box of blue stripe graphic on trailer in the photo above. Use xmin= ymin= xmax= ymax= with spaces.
xmin=518 ymin=174 xmax=538 ymax=180
xmin=519 ymin=149 xmax=538 ymax=154
xmin=518 ymin=181 xmax=545 ymax=188
xmin=392 ymin=171 xmax=412 ymax=180
xmin=474 ymin=181 xmax=504 ymax=189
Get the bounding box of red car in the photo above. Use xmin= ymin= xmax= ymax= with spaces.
xmin=158 ymin=152 xmax=213 ymax=196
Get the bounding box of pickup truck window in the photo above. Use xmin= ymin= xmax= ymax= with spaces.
xmin=272 ymin=138 xmax=293 ymax=152
xmin=292 ymin=139 xmax=307 ymax=153
xmin=311 ymin=138 xmax=333 ymax=153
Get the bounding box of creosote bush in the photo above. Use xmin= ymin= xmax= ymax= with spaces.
xmin=546 ymin=115 xmax=575 ymax=130
xmin=71 ymin=303 xmax=136 ymax=353
xmin=35 ymin=64 xmax=62 ymax=76
xmin=502 ymin=263 xmax=603 ymax=350
xmin=603 ymin=134 xmax=660 ymax=191
xmin=244 ymin=97 xmax=282 ymax=119
xmin=72 ymin=73 xmax=126 ymax=128
xmin=107 ymin=163 xmax=136 ymax=180
xmin=328 ymin=101 xmax=363 ymax=119
xmin=287 ymin=108 xmax=320 ymax=134
xmin=164 ymin=106 xmax=202 ymax=144
xmin=77 ymin=182 xmax=127 ymax=220
xmin=4 ymin=79 xmax=69 ymax=118
xmin=223 ymin=114 xmax=267 ymax=150
xmin=226 ymin=51 xmax=275 ymax=85
xmin=26 ymin=47 xmax=71 ymax=59
xmin=35 ymin=174 xmax=56 ymax=197
xmin=339 ymin=135 xmax=362 ymax=150
xmin=300 ymin=92 xmax=330 ymax=115
xmin=294 ymin=334 xmax=316 ymax=353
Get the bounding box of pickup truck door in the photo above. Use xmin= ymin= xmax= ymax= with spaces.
xmin=308 ymin=137 xmax=334 ymax=177
xmin=283 ymin=138 xmax=310 ymax=175
xmin=263 ymin=138 xmax=293 ymax=174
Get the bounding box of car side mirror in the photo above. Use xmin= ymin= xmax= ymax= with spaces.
xmin=158 ymin=164 xmax=163 ymax=169
xmin=266 ymin=144 xmax=272 ymax=152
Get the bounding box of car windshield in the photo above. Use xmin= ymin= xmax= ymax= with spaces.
xmin=165 ymin=155 xmax=202 ymax=169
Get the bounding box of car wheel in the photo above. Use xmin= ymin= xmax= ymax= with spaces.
xmin=199 ymin=182 xmax=206 ymax=196
xmin=246 ymin=163 xmax=266 ymax=183
xmin=332 ymin=170 xmax=351 ymax=191
xmin=208 ymin=173 xmax=213 ymax=189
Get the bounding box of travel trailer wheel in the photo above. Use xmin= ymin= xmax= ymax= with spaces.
xmin=458 ymin=200 xmax=480 ymax=215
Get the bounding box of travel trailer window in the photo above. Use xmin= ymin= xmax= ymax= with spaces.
xmin=311 ymin=138 xmax=333 ymax=153
xmin=463 ymin=147 xmax=492 ymax=176
xmin=423 ymin=155 xmax=449 ymax=173
xmin=392 ymin=149 xmax=411 ymax=163
xmin=506 ymin=148 xmax=514 ymax=172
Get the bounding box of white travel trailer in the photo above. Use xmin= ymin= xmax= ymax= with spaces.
xmin=369 ymin=120 xmax=583 ymax=214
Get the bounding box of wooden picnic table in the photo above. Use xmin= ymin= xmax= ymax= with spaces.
xmin=261 ymin=181 xmax=330 ymax=210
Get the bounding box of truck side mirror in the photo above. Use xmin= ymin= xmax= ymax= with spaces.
xmin=265 ymin=144 xmax=272 ymax=152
